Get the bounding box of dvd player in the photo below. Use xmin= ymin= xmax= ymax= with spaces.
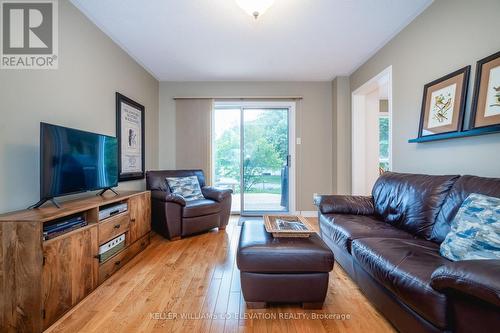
xmin=99 ymin=202 xmax=128 ymax=221
xmin=98 ymin=233 xmax=126 ymax=262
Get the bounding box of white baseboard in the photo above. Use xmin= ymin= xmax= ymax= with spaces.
xmin=232 ymin=211 xmax=318 ymax=217
xmin=297 ymin=211 xmax=317 ymax=217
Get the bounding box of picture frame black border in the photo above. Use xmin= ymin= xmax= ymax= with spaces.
xmin=417 ymin=65 xmax=470 ymax=138
xmin=116 ymin=92 xmax=146 ymax=182
xmin=469 ymin=50 xmax=500 ymax=130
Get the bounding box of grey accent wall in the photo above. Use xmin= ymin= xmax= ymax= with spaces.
xmin=332 ymin=77 xmax=351 ymax=194
xmin=159 ymin=81 xmax=333 ymax=211
xmin=0 ymin=1 xmax=159 ymax=213
xmin=350 ymin=0 xmax=500 ymax=177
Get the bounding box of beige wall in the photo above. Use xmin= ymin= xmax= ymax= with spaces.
xmin=159 ymin=81 xmax=333 ymax=211
xmin=0 ymin=1 xmax=159 ymax=213
xmin=350 ymin=0 xmax=500 ymax=178
xmin=379 ymin=100 xmax=388 ymax=113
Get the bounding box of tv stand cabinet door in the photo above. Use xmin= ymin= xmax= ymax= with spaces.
xmin=129 ymin=193 xmax=151 ymax=244
xmin=41 ymin=226 xmax=98 ymax=329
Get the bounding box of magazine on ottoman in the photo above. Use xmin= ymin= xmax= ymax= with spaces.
xmin=263 ymin=214 xmax=315 ymax=238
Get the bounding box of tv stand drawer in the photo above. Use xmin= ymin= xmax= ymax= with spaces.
xmin=99 ymin=213 xmax=130 ymax=244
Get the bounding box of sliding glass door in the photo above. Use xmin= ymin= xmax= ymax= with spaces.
xmin=242 ymin=108 xmax=289 ymax=214
xmin=213 ymin=103 xmax=292 ymax=215
xmin=213 ymin=108 xmax=241 ymax=212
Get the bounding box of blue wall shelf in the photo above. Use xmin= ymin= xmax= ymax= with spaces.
xmin=408 ymin=125 xmax=500 ymax=143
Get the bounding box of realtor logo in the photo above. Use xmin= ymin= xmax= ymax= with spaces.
xmin=1 ymin=0 xmax=58 ymax=69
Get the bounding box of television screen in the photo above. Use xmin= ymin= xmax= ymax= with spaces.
xmin=40 ymin=123 xmax=118 ymax=200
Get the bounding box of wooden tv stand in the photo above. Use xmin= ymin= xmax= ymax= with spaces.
xmin=0 ymin=191 xmax=151 ymax=333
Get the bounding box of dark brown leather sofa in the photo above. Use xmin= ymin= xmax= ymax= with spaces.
xmin=146 ymin=170 xmax=232 ymax=240
xmin=316 ymin=172 xmax=500 ymax=333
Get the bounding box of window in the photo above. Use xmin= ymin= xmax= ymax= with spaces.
xmin=379 ymin=115 xmax=390 ymax=173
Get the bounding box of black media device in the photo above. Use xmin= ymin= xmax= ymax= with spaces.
xmin=29 ymin=123 xmax=119 ymax=209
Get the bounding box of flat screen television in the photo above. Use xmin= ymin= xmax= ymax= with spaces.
xmin=33 ymin=123 xmax=118 ymax=208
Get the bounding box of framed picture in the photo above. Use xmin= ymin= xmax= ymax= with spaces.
xmin=418 ymin=66 xmax=470 ymax=137
xmin=116 ymin=92 xmax=145 ymax=181
xmin=470 ymin=51 xmax=500 ymax=129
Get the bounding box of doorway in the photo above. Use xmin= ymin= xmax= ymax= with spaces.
xmin=351 ymin=66 xmax=393 ymax=195
xmin=212 ymin=101 xmax=296 ymax=216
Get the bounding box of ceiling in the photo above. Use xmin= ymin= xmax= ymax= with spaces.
xmin=71 ymin=0 xmax=433 ymax=81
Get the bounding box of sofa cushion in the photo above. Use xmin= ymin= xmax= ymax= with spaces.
xmin=440 ymin=193 xmax=500 ymax=261
xmin=352 ymin=238 xmax=451 ymax=329
xmin=147 ymin=169 xmax=207 ymax=192
xmin=166 ymin=176 xmax=205 ymax=201
xmin=237 ymin=221 xmax=334 ymax=273
xmin=431 ymin=175 xmax=500 ymax=243
xmin=319 ymin=213 xmax=415 ymax=254
xmin=372 ymin=172 xmax=459 ymax=240
xmin=182 ymin=199 xmax=221 ymax=218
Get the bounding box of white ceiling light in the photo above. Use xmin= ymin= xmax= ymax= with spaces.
xmin=236 ymin=0 xmax=275 ymax=19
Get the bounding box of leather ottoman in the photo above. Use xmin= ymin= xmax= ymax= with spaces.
xmin=236 ymin=221 xmax=335 ymax=309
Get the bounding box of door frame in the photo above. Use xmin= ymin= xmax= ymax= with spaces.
xmin=212 ymin=100 xmax=296 ymax=216
xmin=351 ymin=66 xmax=393 ymax=195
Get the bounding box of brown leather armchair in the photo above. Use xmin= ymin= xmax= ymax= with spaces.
xmin=146 ymin=170 xmax=232 ymax=240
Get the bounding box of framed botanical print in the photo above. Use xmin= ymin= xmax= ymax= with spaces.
xmin=470 ymin=51 xmax=500 ymax=129
xmin=116 ymin=92 xmax=145 ymax=181
xmin=418 ymin=66 xmax=470 ymax=137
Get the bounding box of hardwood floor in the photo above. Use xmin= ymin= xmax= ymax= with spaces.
xmin=45 ymin=217 xmax=395 ymax=333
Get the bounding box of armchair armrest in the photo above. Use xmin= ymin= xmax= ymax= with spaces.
xmin=151 ymin=190 xmax=186 ymax=206
xmin=431 ymin=260 xmax=500 ymax=307
xmin=202 ymin=186 xmax=233 ymax=202
xmin=315 ymin=195 xmax=375 ymax=215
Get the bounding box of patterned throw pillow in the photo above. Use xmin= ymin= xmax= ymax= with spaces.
xmin=165 ymin=176 xmax=205 ymax=201
xmin=440 ymin=193 xmax=500 ymax=261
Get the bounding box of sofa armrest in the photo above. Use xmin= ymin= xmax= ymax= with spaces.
xmin=151 ymin=190 xmax=186 ymax=207
xmin=202 ymin=186 xmax=233 ymax=202
xmin=315 ymin=195 xmax=375 ymax=215
xmin=431 ymin=260 xmax=500 ymax=307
